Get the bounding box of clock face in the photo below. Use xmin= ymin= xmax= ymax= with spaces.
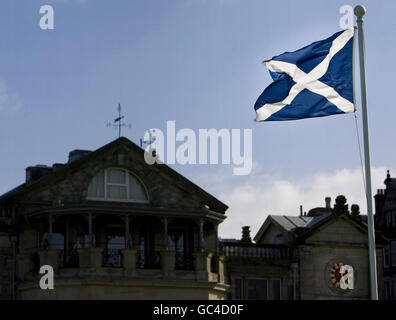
xmin=330 ymin=262 xmax=354 ymax=290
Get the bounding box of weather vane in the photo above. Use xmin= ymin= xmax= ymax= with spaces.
xmin=107 ymin=103 xmax=131 ymax=138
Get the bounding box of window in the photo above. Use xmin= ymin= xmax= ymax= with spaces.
xmin=43 ymin=232 xmax=64 ymax=250
xmin=393 ymin=281 xmax=396 ymax=301
xmin=247 ymin=279 xmax=268 ymax=300
xmin=384 ymin=281 xmax=391 ymax=300
xmin=384 ymin=246 xmax=390 ymax=268
xmin=393 ymin=212 xmax=396 ymax=227
xmin=87 ymin=168 xmax=148 ymax=202
xmin=233 ymin=278 xmax=242 ymax=300
xmin=272 ymin=279 xmax=281 ymax=300
xmin=103 ymin=229 xmax=125 ymax=268
xmin=392 ymin=242 xmax=396 ymax=267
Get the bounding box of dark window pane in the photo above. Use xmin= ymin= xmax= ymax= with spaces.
xmin=393 ymin=281 xmax=396 ymax=301
xmin=107 ymin=169 xmax=126 ymax=184
xmin=384 ymin=247 xmax=390 ymax=267
xmin=384 ymin=281 xmax=390 ymax=300
xmin=272 ymin=279 xmax=281 ymax=300
xmin=391 ymin=242 xmax=396 ymax=266
xmin=234 ymin=278 xmax=242 ymax=300
xmin=247 ymin=279 xmax=267 ymax=300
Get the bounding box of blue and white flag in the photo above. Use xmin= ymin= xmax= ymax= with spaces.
xmin=254 ymin=28 xmax=355 ymax=121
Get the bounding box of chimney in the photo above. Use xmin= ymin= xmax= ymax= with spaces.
xmin=241 ymin=226 xmax=252 ymax=243
xmin=52 ymin=163 xmax=65 ymax=172
xmin=68 ymin=150 xmax=91 ymax=163
xmin=300 ymin=205 xmax=303 ymax=217
xmin=25 ymin=165 xmax=52 ymax=184
xmin=374 ymin=189 xmax=385 ymax=216
xmin=325 ymin=197 xmax=331 ymax=209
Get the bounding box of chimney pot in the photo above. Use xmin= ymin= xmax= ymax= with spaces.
xmin=68 ymin=150 xmax=92 ymax=163
xmin=241 ymin=226 xmax=252 ymax=243
xmin=325 ymin=197 xmax=331 ymax=209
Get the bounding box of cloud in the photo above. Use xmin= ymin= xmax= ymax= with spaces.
xmin=0 ymin=80 xmax=22 ymax=113
xmin=194 ymin=165 xmax=393 ymax=240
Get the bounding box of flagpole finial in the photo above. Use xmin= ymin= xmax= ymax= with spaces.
xmin=354 ymin=5 xmax=366 ymax=19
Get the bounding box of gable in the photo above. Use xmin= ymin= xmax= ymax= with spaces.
xmin=257 ymin=223 xmax=293 ymax=245
xmin=304 ymin=217 xmax=368 ymax=244
xmin=4 ymin=138 xmax=227 ymax=214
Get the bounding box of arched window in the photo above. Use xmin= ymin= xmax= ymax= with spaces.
xmin=87 ymin=168 xmax=148 ymax=203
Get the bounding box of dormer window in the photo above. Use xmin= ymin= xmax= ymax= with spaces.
xmin=87 ymin=168 xmax=148 ymax=203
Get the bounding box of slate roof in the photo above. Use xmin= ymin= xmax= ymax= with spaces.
xmin=270 ymin=214 xmax=331 ymax=232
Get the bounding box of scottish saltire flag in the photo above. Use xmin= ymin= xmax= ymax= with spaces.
xmin=254 ymin=28 xmax=355 ymax=121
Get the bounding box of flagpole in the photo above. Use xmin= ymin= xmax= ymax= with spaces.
xmin=354 ymin=5 xmax=378 ymax=300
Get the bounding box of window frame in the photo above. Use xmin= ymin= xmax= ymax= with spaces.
xmin=393 ymin=280 xmax=396 ymax=301
xmin=271 ymin=278 xmax=282 ymax=300
xmin=384 ymin=280 xmax=391 ymax=300
xmin=87 ymin=167 xmax=149 ymax=203
xmin=246 ymin=277 xmax=268 ymax=300
xmin=391 ymin=241 xmax=396 ymax=267
xmin=232 ymin=277 xmax=243 ymax=300
xmin=384 ymin=246 xmax=390 ymax=268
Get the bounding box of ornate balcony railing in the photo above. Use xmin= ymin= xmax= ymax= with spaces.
xmin=60 ymin=248 xmax=80 ymax=268
xmin=221 ymin=243 xmax=291 ymax=259
xmin=137 ymin=249 xmax=161 ymax=269
xmin=174 ymin=251 xmax=194 ymax=271
xmin=102 ymin=248 xmax=123 ymax=268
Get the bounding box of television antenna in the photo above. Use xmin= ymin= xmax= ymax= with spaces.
xmin=107 ymin=103 xmax=131 ymax=138
xmin=140 ymin=129 xmax=156 ymax=148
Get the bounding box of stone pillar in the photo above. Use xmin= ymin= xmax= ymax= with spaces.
xmin=163 ymin=217 xmax=169 ymax=250
xmin=194 ymin=251 xmax=212 ymax=281
xmin=121 ymin=249 xmax=137 ymax=275
xmin=199 ymin=219 xmax=205 ymax=252
xmin=86 ymin=213 xmax=96 ymax=248
xmin=16 ymin=253 xmax=34 ymax=280
xmin=160 ymin=250 xmax=175 ymax=277
xmin=290 ymin=262 xmax=299 ymax=300
xmin=125 ymin=215 xmax=132 ymax=249
xmin=48 ymin=215 xmax=53 ymax=247
xmin=217 ymin=255 xmax=226 ymax=284
xmin=48 ymin=215 xmax=53 ymax=234
xmin=77 ymin=247 xmax=103 ymax=269
xmin=38 ymin=250 xmax=61 ymax=272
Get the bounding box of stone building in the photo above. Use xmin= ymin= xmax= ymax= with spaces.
xmin=0 ymin=137 xmax=229 ymax=299
xmin=222 ymin=196 xmax=387 ymax=300
xmin=0 ymin=136 xmax=390 ymax=300
xmin=374 ymin=170 xmax=396 ymax=300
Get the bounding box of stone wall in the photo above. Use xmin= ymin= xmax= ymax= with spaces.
xmin=298 ymin=217 xmax=384 ymax=299
xmin=0 ymin=232 xmax=12 ymax=300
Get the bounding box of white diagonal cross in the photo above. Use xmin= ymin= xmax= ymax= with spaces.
xmin=256 ymin=28 xmax=355 ymax=121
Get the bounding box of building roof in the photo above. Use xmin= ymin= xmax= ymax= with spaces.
xmin=254 ymin=210 xmax=388 ymax=245
xmin=270 ymin=214 xmax=331 ymax=231
xmin=0 ymin=137 xmax=228 ymax=214
xmin=253 ymin=213 xmax=331 ymax=243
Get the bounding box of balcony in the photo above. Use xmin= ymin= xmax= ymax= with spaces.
xmin=137 ymin=249 xmax=161 ymax=269
xmin=60 ymin=248 xmax=80 ymax=268
xmin=102 ymin=248 xmax=123 ymax=268
xmin=221 ymin=243 xmax=291 ymax=259
xmin=19 ymin=245 xmax=226 ymax=285
xmin=174 ymin=251 xmax=194 ymax=271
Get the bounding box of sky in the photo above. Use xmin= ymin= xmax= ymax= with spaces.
xmin=1 ymin=0 xmax=395 ymax=239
